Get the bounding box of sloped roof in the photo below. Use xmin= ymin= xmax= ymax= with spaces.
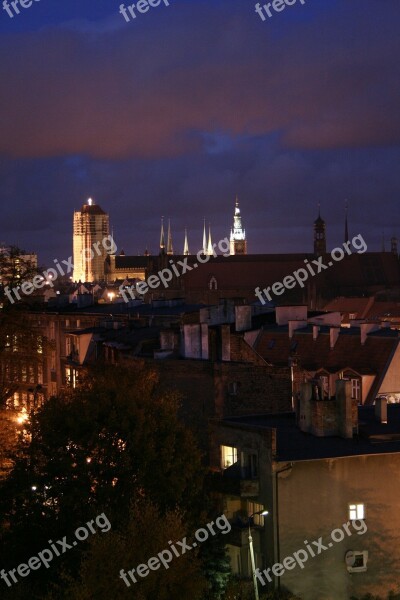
xmin=183 ymin=252 xmax=400 ymax=291
xmin=254 ymin=326 xmax=399 ymax=403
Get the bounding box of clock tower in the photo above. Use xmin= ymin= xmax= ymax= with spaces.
xmin=230 ymin=198 xmax=247 ymax=255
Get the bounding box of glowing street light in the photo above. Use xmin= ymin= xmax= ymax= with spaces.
xmin=15 ymin=408 xmax=28 ymax=425
xmin=248 ymin=509 xmax=269 ymax=600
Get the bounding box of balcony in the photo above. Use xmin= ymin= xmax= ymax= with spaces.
xmin=210 ymin=464 xmax=259 ymax=498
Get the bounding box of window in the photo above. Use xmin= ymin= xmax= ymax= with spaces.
xmin=247 ymin=502 xmax=265 ymax=526
xmin=241 ymin=451 xmax=258 ymax=478
xmin=320 ymin=375 xmax=329 ymax=398
xmin=65 ymin=366 xmax=78 ymax=389
xmin=209 ymin=276 xmax=218 ymax=291
xmin=351 ymin=378 xmax=361 ymax=401
xmin=349 ymin=503 xmax=365 ymax=520
xmin=229 ymin=382 xmax=238 ymax=396
xmin=221 ymin=445 xmax=238 ymax=469
xmin=349 ymin=313 xmax=357 ymax=320
xmin=345 ymin=550 xmax=368 ymax=573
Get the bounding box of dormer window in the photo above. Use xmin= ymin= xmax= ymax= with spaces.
xmin=209 ymin=276 xmax=218 ymax=291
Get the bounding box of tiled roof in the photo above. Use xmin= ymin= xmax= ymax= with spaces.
xmin=183 ymin=252 xmax=400 ymax=291
xmin=254 ymin=326 xmax=399 ymax=402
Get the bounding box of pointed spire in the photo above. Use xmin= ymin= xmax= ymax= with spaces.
xmin=207 ymin=223 xmax=213 ymax=256
xmin=160 ymin=217 xmax=165 ymax=252
xmin=183 ymin=228 xmax=189 ymax=256
xmin=202 ymin=218 xmax=207 ymax=255
xmin=344 ymin=200 xmax=349 ymax=244
xmin=167 ymin=219 xmax=173 ymax=255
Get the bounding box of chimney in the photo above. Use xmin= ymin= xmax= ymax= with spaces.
xmin=375 ymin=397 xmax=387 ymax=424
xmin=336 ymin=379 xmax=353 ymax=439
xmin=313 ymin=325 xmax=319 ymax=341
xmin=330 ymin=327 xmax=340 ymax=349
xmin=235 ymin=305 xmax=252 ymax=332
xmin=299 ymin=383 xmax=313 ymax=433
xmin=360 ymin=323 xmax=380 ymax=345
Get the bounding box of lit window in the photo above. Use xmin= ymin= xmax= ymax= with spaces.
xmin=248 ymin=502 xmax=266 ymax=526
xmin=349 ymin=503 xmax=365 ymax=520
xmin=221 ymin=445 xmax=238 ymax=469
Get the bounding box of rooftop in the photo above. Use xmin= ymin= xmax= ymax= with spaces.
xmin=223 ymin=405 xmax=400 ymax=461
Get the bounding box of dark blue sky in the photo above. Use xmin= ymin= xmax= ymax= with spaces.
xmin=1 ymin=0 xmax=399 ymax=264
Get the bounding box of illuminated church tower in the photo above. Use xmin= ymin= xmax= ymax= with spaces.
xmin=229 ymin=197 xmax=247 ymax=255
xmin=73 ymin=198 xmax=110 ymax=282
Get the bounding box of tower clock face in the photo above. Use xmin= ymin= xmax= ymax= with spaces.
xmin=235 ymin=242 xmax=245 ymax=254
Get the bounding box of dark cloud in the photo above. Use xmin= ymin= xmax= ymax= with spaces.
xmin=0 ymin=1 xmax=399 ymax=160
xmin=0 ymin=0 xmax=399 ymax=262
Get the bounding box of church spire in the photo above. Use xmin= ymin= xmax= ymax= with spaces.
xmin=207 ymin=224 xmax=213 ymax=256
xmin=229 ymin=196 xmax=247 ymax=255
xmin=160 ymin=217 xmax=165 ymax=253
xmin=183 ymin=228 xmax=189 ymax=256
xmin=167 ymin=219 xmax=173 ymax=255
xmin=202 ymin=218 xmax=207 ymax=255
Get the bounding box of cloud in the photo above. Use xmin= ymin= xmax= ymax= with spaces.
xmin=0 ymin=1 xmax=399 ymax=160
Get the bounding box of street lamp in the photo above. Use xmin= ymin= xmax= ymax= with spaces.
xmin=248 ymin=509 xmax=269 ymax=600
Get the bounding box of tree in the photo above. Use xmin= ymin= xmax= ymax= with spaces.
xmin=0 ymin=364 xmax=206 ymax=598
xmin=45 ymin=501 xmax=207 ymax=600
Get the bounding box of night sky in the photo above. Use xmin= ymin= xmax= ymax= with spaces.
xmin=1 ymin=0 xmax=400 ymax=265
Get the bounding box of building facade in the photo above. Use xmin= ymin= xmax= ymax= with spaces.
xmin=73 ymin=198 xmax=110 ymax=282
